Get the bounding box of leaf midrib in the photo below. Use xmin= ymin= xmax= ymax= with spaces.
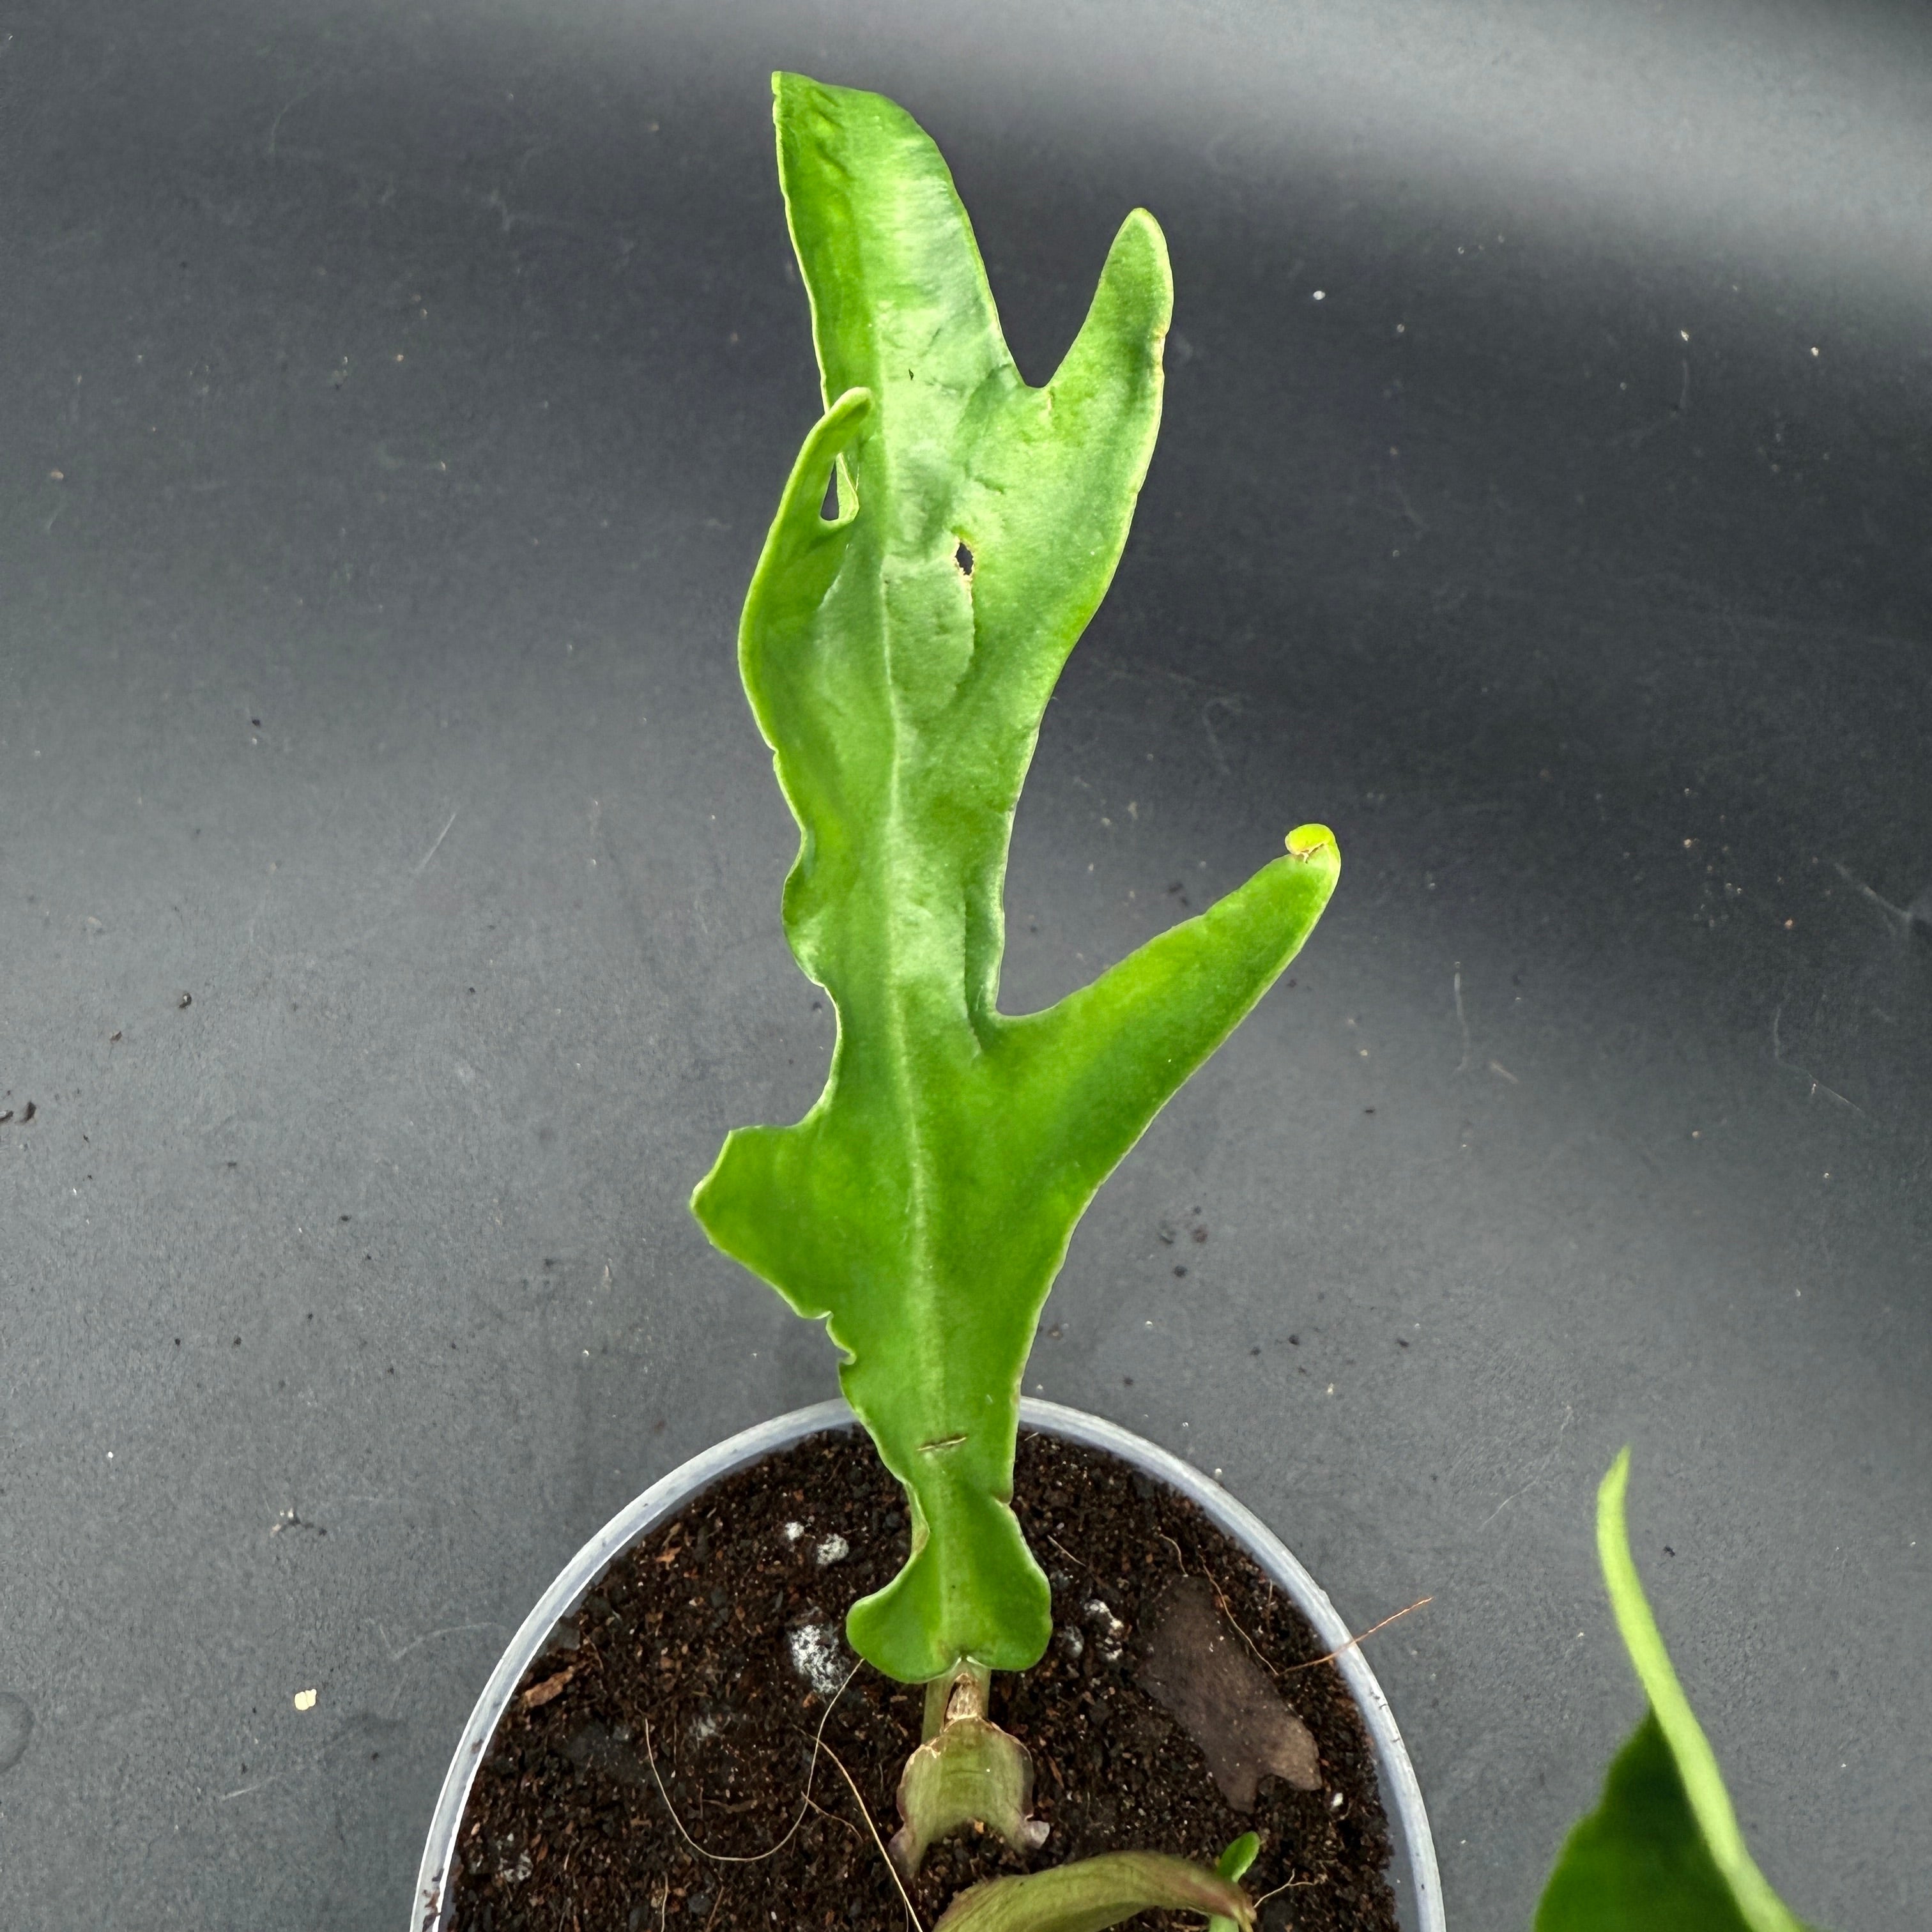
xmin=876 ymin=447 xmax=954 ymax=1452
xmin=855 ymin=309 xmax=1016 ymax=1452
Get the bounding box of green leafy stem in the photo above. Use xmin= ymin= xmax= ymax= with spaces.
xmin=691 ymin=74 xmax=1337 ymax=1686
xmin=1537 ymin=1451 xmax=1820 ymax=1932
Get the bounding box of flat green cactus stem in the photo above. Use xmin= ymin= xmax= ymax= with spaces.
xmin=693 ymin=73 xmax=1339 ymax=1684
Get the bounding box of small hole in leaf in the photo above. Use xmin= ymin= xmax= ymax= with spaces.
xmin=954 ymin=540 xmax=974 ymax=578
xmin=820 ymin=467 xmax=839 ymax=520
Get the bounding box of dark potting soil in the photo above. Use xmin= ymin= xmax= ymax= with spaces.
xmin=448 ymin=1430 xmax=1400 ymax=1932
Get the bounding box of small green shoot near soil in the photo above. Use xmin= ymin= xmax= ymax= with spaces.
xmin=1536 ymin=1451 xmax=1819 ymax=1932
xmin=1208 ymin=1832 xmax=1261 ymax=1932
xmin=692 ymin=70 xmax=1338 ymax=1693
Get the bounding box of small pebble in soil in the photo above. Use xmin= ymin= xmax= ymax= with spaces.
xmin=1084 ymin=1598 xmax=1129 ymax=1641
xmin=814 ymin=1533 xmax=850 ymax=1567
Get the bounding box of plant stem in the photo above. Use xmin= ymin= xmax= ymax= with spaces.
xmin=921 ymin=1661 xmax=992 ymax=1741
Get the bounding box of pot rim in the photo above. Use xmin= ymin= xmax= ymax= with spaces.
xmin=411 ymin=1397 xmax=1444 ymax=1931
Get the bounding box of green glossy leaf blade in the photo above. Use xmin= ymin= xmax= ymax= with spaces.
xmin=932 ymin=1851 xmax=1254 ymax=1932
xmin=1535 ymin=1452 xmax=1816 ymax=1932
xmin=1537 ymin=1713 xmax=1761 ymax=1932
xmin=693 ymin=75 xmax=1337 ymax=1685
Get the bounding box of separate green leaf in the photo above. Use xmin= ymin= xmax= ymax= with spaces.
xmin=1535 ymin=1450 xmax=1817 ymax=1932
xmin=933 ymin=1851 xmax=1255 ymax=1932
xmin=1208 ymin=1832 xmax=1260 ymax=1932
xmin=692 ymin=73 xmax=1338 ymax=1685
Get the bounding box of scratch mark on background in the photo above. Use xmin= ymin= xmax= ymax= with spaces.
xmin=1480 ymin=1405 xmax=1573 ymax=1529
xmin=1199 ymin=694 xmax=1242 ymax=776
xmin=265 ymin=84 xmax=318 ymax=160
xmin=414 ymin=807 xmax=460 ymax=876
xmin=219 ymin=1771 xmax=289 ymax=1802
xmin=1770 ymin=1003 xmax=1861 ymax=1113
xmin=372 ymin=1620 xmax=502 ymax=1666
xmin=1832 ymin=860 xmax=1914 ymax=935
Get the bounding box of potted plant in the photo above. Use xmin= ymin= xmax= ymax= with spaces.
xmin=414 ymin=74 xmax=1832 ymax=1932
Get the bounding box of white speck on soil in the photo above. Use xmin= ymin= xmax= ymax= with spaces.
xmin=813 ymin=1533 xmax=850 ymax=1568
xmin=782 ymin=1521 xmax=806 ymax=1543
xmin=788 ymin=1623 xmax=850 ymax=1699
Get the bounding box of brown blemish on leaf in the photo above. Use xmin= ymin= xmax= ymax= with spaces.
xmin=1137 ymin=1576 xmax=1320 ymax=1807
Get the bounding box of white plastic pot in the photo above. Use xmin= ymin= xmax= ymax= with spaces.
xmin=412 ymin=1398 xmax=1444 ymax=1931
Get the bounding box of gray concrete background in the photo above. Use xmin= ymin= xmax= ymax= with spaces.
xmin=1 ymin=2 xmax=1928 ymax=1925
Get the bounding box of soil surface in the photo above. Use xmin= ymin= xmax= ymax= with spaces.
xmin=447 ymin=1430 xmax=1400 ymax=1932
